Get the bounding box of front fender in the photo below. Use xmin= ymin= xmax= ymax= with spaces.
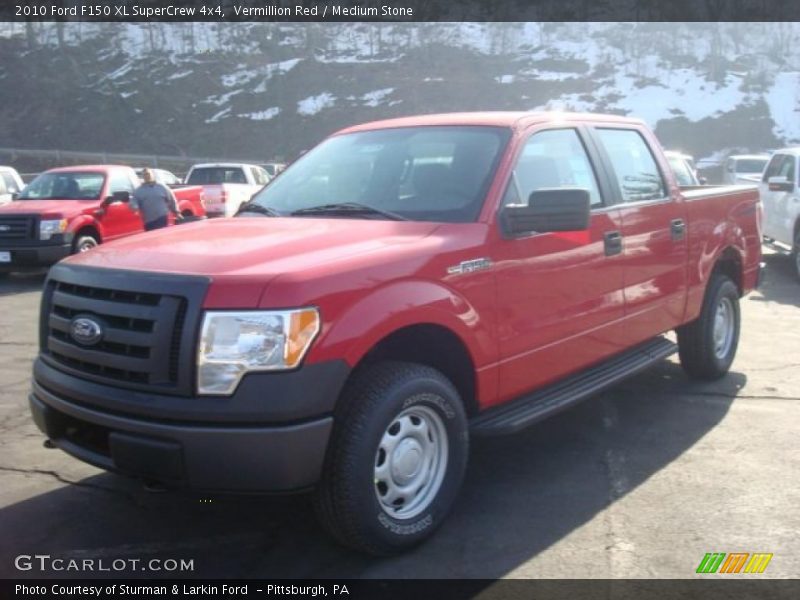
xmin=66 ymin=215 xmax=104 ymax=241
xmin=309 ymin=280 xmax=492 ymax=370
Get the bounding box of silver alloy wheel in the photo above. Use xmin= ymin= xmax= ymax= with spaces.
xmin=78 ymin=239 xmax=97 ymax=252
xmin=712 ymin=296 xmax=735 ymax=360
xmin=373 ymin=402 xmax=449 ymax=520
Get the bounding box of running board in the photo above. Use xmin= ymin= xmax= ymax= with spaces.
xmin=470 ymin=337 xmax=678 ymax=436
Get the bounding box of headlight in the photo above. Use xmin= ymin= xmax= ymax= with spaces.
xmin=197 ymin=308 xmax=320 ymax=395
xmin=39 ymin=219 xmax=68 ymax=240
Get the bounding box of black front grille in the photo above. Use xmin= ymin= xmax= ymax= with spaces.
xmin=0 ymin=216 xmax=35 ymax=241
xmin=42 ymin=267 xmax=205 ymax=394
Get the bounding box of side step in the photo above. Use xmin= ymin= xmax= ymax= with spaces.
xmin=470 ymin=336 xmax=678 ymax=436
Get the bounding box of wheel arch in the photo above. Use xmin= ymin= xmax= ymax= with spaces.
xmin=351 ymin=323 xmax=479 ymax=418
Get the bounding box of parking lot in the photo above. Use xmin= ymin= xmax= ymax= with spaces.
xmin=0 ymin=249 xmax=798 ymax=579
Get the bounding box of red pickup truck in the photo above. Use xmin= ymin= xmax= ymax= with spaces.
xmin=0 ymin=165 xmax=205 ymax=275
xmin=29 ymin=113 xmax=761 ymax=555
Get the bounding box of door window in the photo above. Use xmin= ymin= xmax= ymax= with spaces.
xmin=595 ymin=129 xmax=666 ymax=203
xmin=108 ymin=172 xmax=136 ymax=194
xmin=503 ymin=128 xmax=603 ymax=207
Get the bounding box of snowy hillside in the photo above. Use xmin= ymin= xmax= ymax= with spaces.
xmin=0 ymin=22 xmax=798 ymax=164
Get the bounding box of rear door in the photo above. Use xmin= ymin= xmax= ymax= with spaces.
xmin=589 ymin=126 xmax=688 ymax=345
xmin=493 ymin=126 xmax=626 ymax=400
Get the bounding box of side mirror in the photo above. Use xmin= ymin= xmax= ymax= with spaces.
xmin=501 ymin=188 xmax=591 ymax=237
xmin=698 ymin=176 xmax=707 ymax=185
xmin=768 ymin=176 xmax=793 ymax=192
xmin=11 ymin=192 xmax=19 ymax=200
xmin=107 ymin=190 xmax=130 ymax=204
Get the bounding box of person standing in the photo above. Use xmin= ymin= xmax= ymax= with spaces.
xmin=131 ymin=168 xmax=180 ymax=231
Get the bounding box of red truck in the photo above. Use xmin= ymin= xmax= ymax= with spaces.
xmin=29 ymin=113 xmax=761 ymax=555
xmin=0 ymin=165 xmax=205 ymax=275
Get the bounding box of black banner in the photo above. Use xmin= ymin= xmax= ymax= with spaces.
xmin=4 ymin=0 xmax=800 ymax=22
xmin=3 ymin=579 xmax=800 ymax=600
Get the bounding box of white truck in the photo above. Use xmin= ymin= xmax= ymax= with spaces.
xmin=760 ymin=148 xmax=800 ymax=280
xmin=184 ymin=163 xmax=270 ymax=217
xmin=0 ymin=166 xmax=25 ymax=205
xmin=723 ymin=154 xmax=770 ymax=185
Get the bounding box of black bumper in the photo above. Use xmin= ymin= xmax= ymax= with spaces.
xmin=0 ymin=243 xmax=71 ymax=270
xmin=30 ymin=359 xmax=350 ymax=492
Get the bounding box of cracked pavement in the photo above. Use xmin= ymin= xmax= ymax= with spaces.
xmin=0 ymin=251 xmax=798 ymax=579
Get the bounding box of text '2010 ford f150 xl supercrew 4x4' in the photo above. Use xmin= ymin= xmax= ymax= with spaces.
xmin=29 ymin=112 xmax=762 ymax=555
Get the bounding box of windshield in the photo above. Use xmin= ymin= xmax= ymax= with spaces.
xmin=245 ymin=126 xmax=510 ymax=223
xmin=187 ymin=167 xmax=248 ymax=185
xmin=18 ymin=171 xmax=105 ymax=200
xmin=735 ymin=159 xmax=768 ymax=173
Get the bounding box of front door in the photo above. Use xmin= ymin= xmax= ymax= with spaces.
xmin=760 ymin=153 xmax=797 ymax=245
xmin=493 ymin=127 xmax=626 ymax=403
xmin=101 ymin=170 xmax=141 ymax=240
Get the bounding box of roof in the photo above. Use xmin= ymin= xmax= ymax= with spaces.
xmin=45 ymin=164 xmax=130 ymax=173
xmin=728 ymin=154 xmax=770 ymax=160
xmin=769 ymin=147 xmax=800 ymax=156
xmin=189 ymin=163 xmax=262 ymax=169
xmin=336 ymin=111 xmax=645 ymax=135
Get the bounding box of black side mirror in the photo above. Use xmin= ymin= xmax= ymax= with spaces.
xmin=11 ymin=192 xmax=19 ymax=200
xmin=501 ymin=188 xmax=591 ymax=237
xmin=767 ymin=176 xmax=793 ymax=192
xmin=107 ymin=191 xmax=130 ymax=204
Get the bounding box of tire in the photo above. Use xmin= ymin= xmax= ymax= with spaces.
xmin=72 ymin=234 xmax=98 ymax=254
xmin=314 ymin=361 xmax=469 ymax=555
xmin=792 ymin=229 xmax=800 ymax=282
xmin=677 ymin=275 xmax=740 ymax=380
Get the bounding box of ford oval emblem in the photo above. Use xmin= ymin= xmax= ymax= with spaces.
xmin=70 ymin=316 xmax=104 ymax=346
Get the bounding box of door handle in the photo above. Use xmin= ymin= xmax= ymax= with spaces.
xmin=604 ymin=231 xmax=623 ymax=256
xmin=671 ymin=219 xmax=686 ymax=241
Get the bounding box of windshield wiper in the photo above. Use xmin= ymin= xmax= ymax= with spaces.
xmin=291 ymin=202 xmax=408 ymax=221
xmin=236 ymin=201 xmax=281 ymax=217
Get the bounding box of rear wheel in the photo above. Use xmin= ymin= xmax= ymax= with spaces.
xmin=314 ymin=361 xmax=468 ymax=555
xmin=677 ymin=274 xmax=740 ymax=380
xmin=792 ymin=229 xmax=800 ymax=282
xmin=73 ymin=234 xmax=98 ymax=254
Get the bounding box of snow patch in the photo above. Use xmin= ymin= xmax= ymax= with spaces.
xmin=298 ymin=92 xmax=335 ymax=116
xmin=205 ymin=107 xmax=231 ymax=123
xmin=361 ymin=88 xmax=394 ymax=107
xmin=766 ymin=72 xmax=800 ymax=143
xmin=239 ymin=107 xmax=281 ymax=121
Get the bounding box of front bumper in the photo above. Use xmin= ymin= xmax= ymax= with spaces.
xmin=30 ymin=358 xmax=350 ymax=492
xmin=0 ymin=243 xmax=71 ymax=270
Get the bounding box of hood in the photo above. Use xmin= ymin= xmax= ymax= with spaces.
xmin=0 ymin=199 xmax=97 ymax=218
xmin=63 ymin=217 xmax=440 ymax=278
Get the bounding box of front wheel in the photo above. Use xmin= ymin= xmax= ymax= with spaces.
xmin=677 ymin=274 xmax=740 ymax=380
xmin=314 ymin=361 xmax=468 ymax=555
xmin=73 ymin=235 xmax=98 ymax=254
